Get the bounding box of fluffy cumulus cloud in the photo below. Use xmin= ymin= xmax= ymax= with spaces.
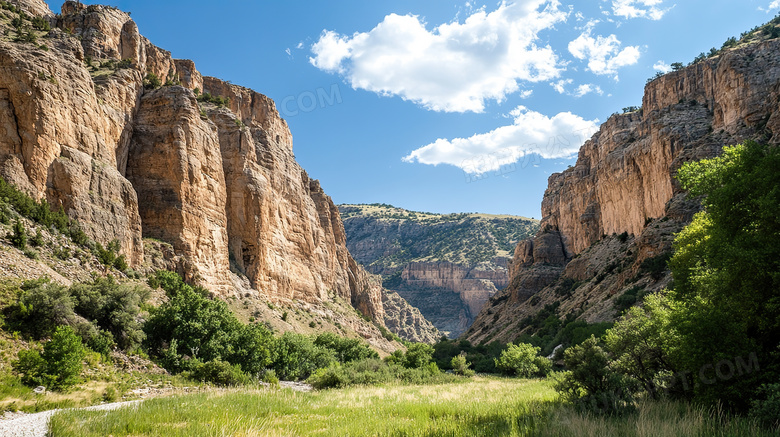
xmin=568 ymin=31 xmax=640 ymax=76
xmin=611 ymin=0 xmax=670 ymax=20
xmin=310 ymin=1 xmax=568 ymax=113
xmin=573 ymin=83 xmax=603 ymax=97
xmin=402 ymin=106 xmax=598 ymax=174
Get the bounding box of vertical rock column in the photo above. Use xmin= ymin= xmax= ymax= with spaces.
xmin=127 ymin=87 xmax=230 ymax=294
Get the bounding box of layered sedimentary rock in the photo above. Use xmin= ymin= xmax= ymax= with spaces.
xmin=468 ymin=36 xmax=780 ymax=343
xmin=396 ymin=262 xmax=507 ymax=337
xmin=0 ymin=0 xmax=434 ymax=342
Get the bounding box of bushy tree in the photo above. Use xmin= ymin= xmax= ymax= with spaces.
xmin=271 ymin=332 xmax=335 ymax=380
xmin=495 ymin=343 xmax=551 ymax=377
xmin=5 ymin=280 xmax=77 ymax=338
xmin=144 ymin=271 xmax=273 ymax=376
xmin=313 ymin=332 xmax=378 ymax=363
xmin=605 ymin=293 xmax=678 ymax=399
xmin=70 ymin=277 xmax=148 ymax=351
xmin=450 ymin=352 xmax=475 ymax=377
xmin=668 ymin=141 xmax=780 ymax=409
xmin=555 ymin=336 xmax=638 ymax=415
xmin=10 ymin=219 xmax=26 ymax=249
xmin=12 ymin=326 xmax=85 ymax=390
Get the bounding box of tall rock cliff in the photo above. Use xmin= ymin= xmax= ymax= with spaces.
xmin=0 ymin=1 xmax=435 ymax=347
xmin=468 ymin=31 xmax=780 ymax=344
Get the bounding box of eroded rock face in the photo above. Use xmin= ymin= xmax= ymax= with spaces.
xmin=0 ymin=1 xmax=428 ymax=339
xmin=395 ymin=262 xmax=507 ymax=337
xmin=127 ymin=87 xmax=230 ymax=295
xmin=382 ymin=290 xmax=442 ymax=344
xmin=467 ymin=38 xmax=780 ymax=343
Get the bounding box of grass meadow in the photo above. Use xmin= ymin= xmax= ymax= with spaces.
xmin=49 ymin=377 xmax=775 ymax=437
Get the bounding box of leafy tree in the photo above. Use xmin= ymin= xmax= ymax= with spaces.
xmin=668 ymin=141 xmax=780 ymax=409
xmin=271 ymin=332 xmax=335 ymax=380
xmin=144 ymin=271 xmax=273 ymax=376
xmin=401 ymin=343 xmax=435 ymax=369
xmin=5 ymin=281 xmax=77 ymax=338
xmin=313 ymin=332 xmax=378 ymax=363
xmin=554 ymin=336 xmax=638 ymax=415
xmin=70 ymin=277 xmax=149 ymax=351
xmin=450 ymin=352 xmax=475 ymax=377
xmin=605 ymin=293 xmax=678 ymax=399
xmin=12 ymin=326 xmax=85 ymax=390
xmin=494 ymin=343 xmax=551 ymax=377
xmin=671 ymin=62 xmax=685 ymax=71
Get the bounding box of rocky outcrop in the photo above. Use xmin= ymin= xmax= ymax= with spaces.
xmin=382 ymin=291 xmax=442 ymax=344
xmin=0 ymin=0 xmax=432 ymax=345
xmin=467 ymin=37 xmax=780 ymax=344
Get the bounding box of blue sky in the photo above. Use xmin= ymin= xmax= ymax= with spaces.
xmin=46 ymin=1 xmax=780 ymax=218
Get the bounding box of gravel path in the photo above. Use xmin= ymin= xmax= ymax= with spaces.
xmin=0 ymin=382 xmax=313 ymax=436
xmin=0 ymin=400 xmax=141 ymax=437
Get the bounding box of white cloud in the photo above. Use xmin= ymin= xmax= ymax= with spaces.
xmin=759 ymin=1 xmax=780 ymax=11
xmin=296 ymin=42 xmax=304 ymax=49
xmin=611 ymin=0 xmax=670 ymax=20
xmin=518 ymin=90 xmax=534 ymax=99
xmin=402 ymin=106 xmax=598 ymax=174
xmin=568 ymin=30 xmax=640 ymax=76
xmin=573 ymin=83 xmax=603 ymax=97
xmin=310 ymin=1 xmax=568 ymax=113
xmin=551 ymin=78 xmax=573 ymax=93
xmin=653 ymin=60 xmax=672 ymax=73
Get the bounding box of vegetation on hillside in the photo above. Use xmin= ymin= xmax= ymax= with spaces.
xmin=547 ymin=141 xmax=780 ymax=426
xmin=339 ymin=203 xmax=538 ymax=269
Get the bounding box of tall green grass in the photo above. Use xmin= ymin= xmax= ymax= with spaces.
xmin=50 ymin=378 xmax=558 ymax=436
xmin=49 ymin=377 xmax=778 ymax=436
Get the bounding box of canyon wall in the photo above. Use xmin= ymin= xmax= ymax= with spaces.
xmin=468 ymin=36 xmax=780 ymax=343
xmin=0 ymin=0 xmax=436 ymax=343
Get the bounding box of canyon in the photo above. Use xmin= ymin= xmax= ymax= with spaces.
xmin=340 ymin=204 xmax=537 ymax=337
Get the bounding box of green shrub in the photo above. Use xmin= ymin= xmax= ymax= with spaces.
xmin=5 ymin=280 xmax=77 ymax=338
xmin=70 ymin=277 xmax=149 ymax=351
xmin=12 ymin=326 xmax=85 ymax=390
xmin=9 ymin=219 xmax=26 ymax=249
xmin=31 ymin=16 xmax=49 ymax=31
xmin=494 ymin=343 xmax=551 ymax=377
xmin=750 ymin=383 xmax=780 ymax=428
xmin=187 ymin=359 xmax=250 ymax=386
xmin=112 ymin=254 xmax=128 ymax=272
xmin=271 ymin=332 xmax=335 ymax=380
xmin=450 ymin=352 xmax=475 ymax=377
xmin=401 ymin=343 xmax=434 ymax=369
xmin=12 ymin=348 xmax=46 ymax=386
xmin=30 ymin=229 xmax=43 ymax=247
xmin=554 ymin=336 xmax=638 ymax=416
xmin=143 ymin=73 xmax=161 ymax=90
xmin=144 ymin=271 xmax=273 ymax=376
xmin=22 ymin=248 xmax=38 ymax=259
xmin=313 ymin=332 xmax=378 ymax=363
